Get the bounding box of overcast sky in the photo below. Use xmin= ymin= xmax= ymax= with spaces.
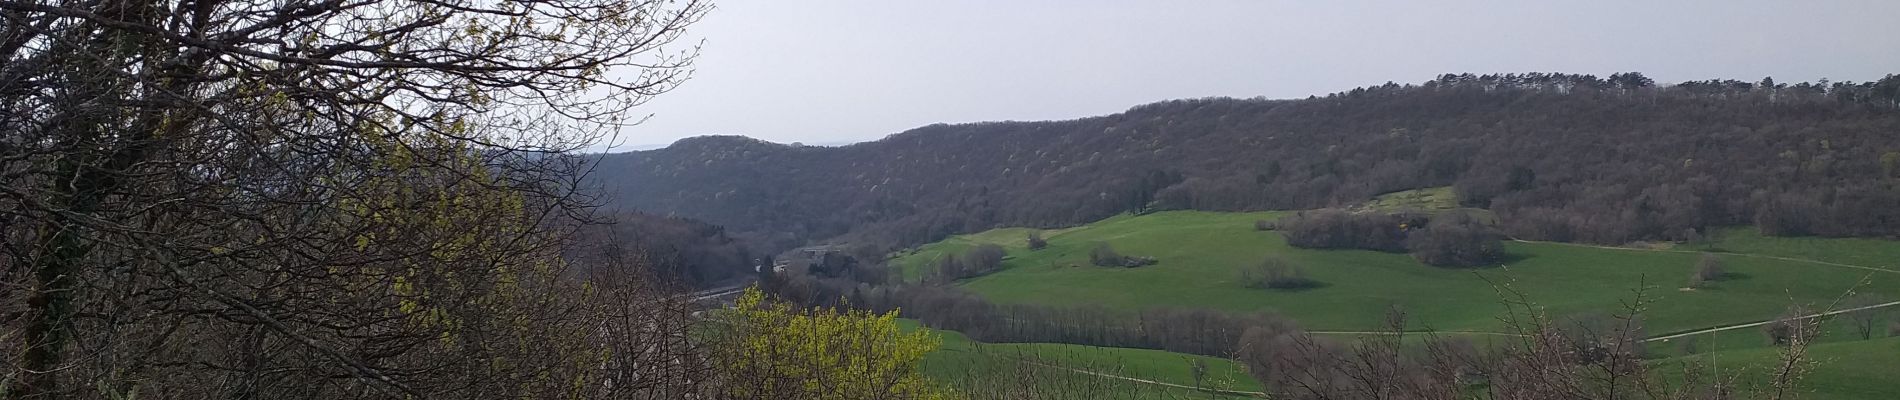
xmin=604 ymin=0 xmax=1900 ymax=150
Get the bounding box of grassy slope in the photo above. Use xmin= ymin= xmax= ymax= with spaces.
xmin=896 ymin=210 xmax=1899 ymax=334
xmin=1655 ymin=337 xmax=1900 ymax=400
xmin=909 ymin=313 xmax=1900 ymax=400
xmin=889 ymin=207 xmax=1900 ymax=333
xmin=899 ymin=319 xmax=1259 ymax=398
xmin=889 ymin=189 xmax=1900 ymax=398
xmin=1690 ymin=227 xmax=1900 ymax=271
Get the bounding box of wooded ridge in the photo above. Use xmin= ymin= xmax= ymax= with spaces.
xmin=594 ymin=73 xmax=1900 ymax=253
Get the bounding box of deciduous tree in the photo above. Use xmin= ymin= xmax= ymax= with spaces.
xmin=709 ymin=288 xmax=950 ymax=400
xmin=0 ymin=0 xmax=708 ymax=397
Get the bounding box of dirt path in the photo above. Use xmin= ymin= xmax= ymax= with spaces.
xmin=1645 ymin=299 xmax=1900 ymax=342
xmin=1508 ymin=238 xmax=1900 ymax=341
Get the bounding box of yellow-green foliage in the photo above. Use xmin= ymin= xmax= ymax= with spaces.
xmin=1352 ymin=186 xmax=1460 ymax=212
xmin=713 ymin=288 xmax=952 ymax=400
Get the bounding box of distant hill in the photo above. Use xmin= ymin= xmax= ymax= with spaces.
xmin=590 ymin=73 xmax=1900 ymax=252
xmin=608 ymin=139 xmax=866 ymax=152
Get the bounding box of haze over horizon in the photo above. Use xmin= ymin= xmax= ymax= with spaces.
xmin=605 ymin=0 xmax=1900 ymax=151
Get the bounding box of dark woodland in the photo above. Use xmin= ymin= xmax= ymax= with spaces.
xmin=594 ymin=73 xmax=1900 ymax=255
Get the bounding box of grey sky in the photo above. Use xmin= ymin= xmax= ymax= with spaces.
xmin=606 ymin=0 xmax=1900 ymax=150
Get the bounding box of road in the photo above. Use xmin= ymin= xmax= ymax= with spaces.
xmin=689 ymin=285 xmax=748 ymax=301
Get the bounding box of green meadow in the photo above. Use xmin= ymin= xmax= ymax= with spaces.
xmin=894 ymin=210 xmax=1899 ymax=335
xmin=899 ymin=319 xmax=1260 ymax=399
xmin=1654 ymin=337 xmax=1900 ymax=400
xmin=889 ymin=199 xmax=1900 ymax=397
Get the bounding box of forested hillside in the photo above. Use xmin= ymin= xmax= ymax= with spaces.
xmin=595 ymin=73 xmax=1900 ymax=252
xmin=574 ymin=211 xmax=757 ymax=287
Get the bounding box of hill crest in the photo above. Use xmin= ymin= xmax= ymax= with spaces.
xmin=592 ymin=72 xmax=1900 ymax=253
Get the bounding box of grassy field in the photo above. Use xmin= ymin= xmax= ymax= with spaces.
xmin=889 ymin=191 xmax=1900 ymax=398
xmin=892 ymin=206 xmax=1900 ymax=345
xmin=1688 ymin=227 xmax=1900 ymax=272
xmin=904 ymin=314 xmax=1900 ymax=400
xmin=893 ymin=210 xmax=1900 ymax=336
xmin=1653 ymin=336 xmax=1900 ymax=400
xmin=899 ymin=319 xmax=1260 ymax=399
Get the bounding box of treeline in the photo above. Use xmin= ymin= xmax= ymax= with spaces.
xmin=1277 ymin=210 xmax=1426 ymax=252
xmin=595 ymin=72 xmax=1900 ymax=254
xmin=1276 ymin=210 xmax=1504 ymax=267
xmin=923 ymin=243 xmax=1006 ymax=284
xmin=1751 ymin=185 xmax=1900 ymax=237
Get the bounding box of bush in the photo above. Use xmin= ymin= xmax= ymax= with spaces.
xmin=967 ymin=244 xmax=1006 ymax=275
xmin=1253 ymin=219 xmax=1275 ymax=231
xmin=1278 ymin=209 xmax=1423 ymax=252
xmin=1762 ymin=306 xmax=1816 ymax=346
xmin=1240 ymin=256 xmax=1321 ymax=290
xmin=1088 ymin=243 xmax=1121 ymax=267
xmin=1405 ymin=212 xmax=1504 ymax=267
xmin=1026 ymin=231 xmax=1048 ymax=250
xmin=1088 ymin=242 xmax=1157 ymax=268
xmin=1688 ymin=253 xmax=1726 ymax=288
xmin=930 ymin=244 xmax=1008 ymax=284
xmin=712 ymin=288 xmax=950 ymax=399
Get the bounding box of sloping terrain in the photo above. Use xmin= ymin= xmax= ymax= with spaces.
xmin=594 ymin=74 xmax=1900 ymax=253
xmin=894 ymin=210 xmax=1900 ymax=398
xmin=893 ymin=210 xmax=1899 ymax=334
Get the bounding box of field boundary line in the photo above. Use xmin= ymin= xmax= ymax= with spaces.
xmin=1645 ymin=300 xmax=1900 ymax=342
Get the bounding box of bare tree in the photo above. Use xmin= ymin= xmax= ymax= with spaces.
xmin=1 ymin=0 xmax=709 ymax=398
xmin=1027 ymin=231 xmax=1049 ymax=250
xmin=1090 ymin=242 xmax=1125 ymax=267
xmin=1842 ymin=294 xmax=1892 ymax=340
xmin=967 ymin=243 xmax=1007 ymax=275
xmin=1689 ymin=253 xmax=1727 ymax=288
xmin=1187 ymin=358 xmax=1209 ymax=389
xmin=1763 ymin=306 xmax=1816 ymax=346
